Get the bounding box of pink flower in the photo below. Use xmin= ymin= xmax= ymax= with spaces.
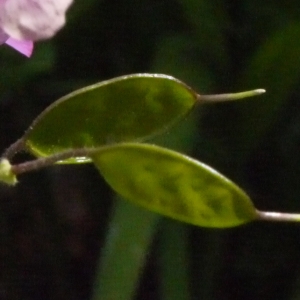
xmin=0 ymin=0 xmax=73 ymax=57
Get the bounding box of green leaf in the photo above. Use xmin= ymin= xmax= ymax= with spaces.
xmin=24 ymin=74 xmax=197 ymax=163
xmin=92 ymin=143 xmax=257 ymax=228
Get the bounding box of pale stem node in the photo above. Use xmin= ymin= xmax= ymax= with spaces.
xmin=0 ymin=159 xmax=17 ymax=186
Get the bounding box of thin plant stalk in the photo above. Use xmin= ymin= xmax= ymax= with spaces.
xmin=92 ymin=199 xmax=159 ymax=300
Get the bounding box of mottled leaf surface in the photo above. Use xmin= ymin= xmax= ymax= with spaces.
xmin=92 ymin=143 xmax=257 ymax=228
xmin=25 ymin=74 xmax=197 ymax=163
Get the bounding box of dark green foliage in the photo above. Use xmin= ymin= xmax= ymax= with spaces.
xmin=1 ymin=1 xmax=300 ymax=300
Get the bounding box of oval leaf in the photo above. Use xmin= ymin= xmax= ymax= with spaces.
xmin=92 ymin=143 xmax=257 ymax=228
xmin=24 ymin=74 xmax=197 ymax=163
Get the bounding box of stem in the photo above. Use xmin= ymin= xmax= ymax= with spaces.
xmin=1 ymin=138 xmax=26 ymax=160
xmin=11 ymin=148 xmax=91 ymax=175
xmin=199 ymin=89 xmax=266 ymax=103
xmin=256 ymin=210 xmax=300 ymax=222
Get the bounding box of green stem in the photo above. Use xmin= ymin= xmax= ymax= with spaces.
xmin=199 ymin=89 xmax=265 ymax=103
xmin=92 ymin=199 xmax=159 ymax=300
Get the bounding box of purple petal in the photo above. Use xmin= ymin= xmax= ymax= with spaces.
xmin=5 ymin=37 xmax=33 ymax=57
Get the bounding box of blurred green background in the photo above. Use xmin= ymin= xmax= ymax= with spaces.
xmin=2 ymin=0 xmax=300 ymax=299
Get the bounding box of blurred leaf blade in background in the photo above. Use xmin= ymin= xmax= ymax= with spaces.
xmin=224 ymin=21 xmax=300 ymax=158
xmin=24 ymin=74 xmax=197 ymax=163
xmin=92 ymin=199 xmax=159 ymax=300
xmin=158 ymin=219 xmax=191 ymax=300
xmin=176 ymin=0 xmax=230 ymax=76
xmin=92 ymin=143 xmax=257 ymax=228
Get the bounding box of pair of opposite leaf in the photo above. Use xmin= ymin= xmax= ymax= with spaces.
xmin=1 ymin=74 xmax=267 ymax=228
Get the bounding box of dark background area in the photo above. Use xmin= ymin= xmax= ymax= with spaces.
xmin=1 ymin=1 xmax=300 ymax=299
